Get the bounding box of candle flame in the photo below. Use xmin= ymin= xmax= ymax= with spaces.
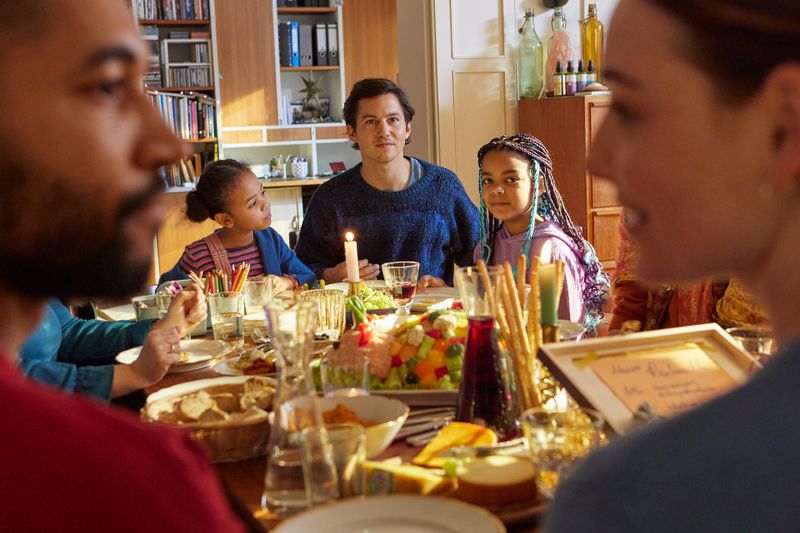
xmin=345 ymin=232 xmax=354 ymax=242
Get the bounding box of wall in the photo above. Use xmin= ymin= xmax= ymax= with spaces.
xmin=396 ymin=0 xmax=436 ymax=162
xmin=396 ymin=0 xmax=619 ymax=174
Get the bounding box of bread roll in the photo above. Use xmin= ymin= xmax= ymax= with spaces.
xmin=455 ymin=456 xmax=538 ymax=508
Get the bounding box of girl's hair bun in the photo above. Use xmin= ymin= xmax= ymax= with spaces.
xmin=185 ymin=190 xmax=211 ymax=222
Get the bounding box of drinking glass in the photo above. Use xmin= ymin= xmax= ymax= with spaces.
xmin=726 ymin=326 xmax=777 ymax=365
xmin=208 ymin=291 xmax=245 ymax=347
xmin=381 ymin=261 xmax=420 ymax=314
xmin=320 ymin=355 xmax=370 ymax=398
xmin=244 ymin=276 xmax=274 ymax=314
xmin=300 ymin=426 xmax=340 ymax=507
xmin=155 ymin=291 xmax=174 ymax=319
xmin=298 ymin=289 xmax=346 ymax=341
xmin=522 ymin=406 xmax=604 ymax=498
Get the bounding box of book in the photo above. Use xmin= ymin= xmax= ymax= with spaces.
xmin=326 ymin=23 xmax=338 ymax=66
xmin=290 ymin=21 xmax=300 ymax=67
xmin=299 ymin=24 xmax=313 ymax=67
xmin=313 ymin=23 xmax=327 ymax=66
xmin=278 ymin=22 xmax=292 ymax=67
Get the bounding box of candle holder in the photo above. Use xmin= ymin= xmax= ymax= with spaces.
xmin=542 ymin=324 xmax=560 ymax=344
xmin=347 ymin=280 xmax=364 ymax=297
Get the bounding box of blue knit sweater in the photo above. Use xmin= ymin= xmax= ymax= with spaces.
xmin=295 ymin=158 xmax=479 ymax=285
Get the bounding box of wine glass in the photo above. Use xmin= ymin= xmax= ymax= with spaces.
xmin=381 ymin=261 xmax=420 ymax=314
xmin=522 ymin=406 xmax=605 ymax=498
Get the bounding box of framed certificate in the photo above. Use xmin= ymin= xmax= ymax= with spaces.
xmin=539 ymin=323 xmax=760 ymax=435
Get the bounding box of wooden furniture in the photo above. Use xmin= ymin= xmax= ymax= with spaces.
xmin=132 ymin=1 xmax=221 ymax=189
xmin=518 ymin=95 xmax=621 ymax=270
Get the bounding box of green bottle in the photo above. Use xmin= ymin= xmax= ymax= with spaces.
xmin=517 ymin=8 xmax=544 ymax=99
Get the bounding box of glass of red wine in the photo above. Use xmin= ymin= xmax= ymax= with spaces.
xmin=381 ymin=261 xmax=420 ymax=314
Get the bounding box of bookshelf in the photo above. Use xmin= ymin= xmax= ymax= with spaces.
xmin=132 ymin=0 xmax=221 ymax=191
xmin=219 ymin=1 xmax=352 ymax=180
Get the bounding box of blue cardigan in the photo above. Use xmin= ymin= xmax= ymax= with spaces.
xmin=294 ymin=159 xmax=480 ymax=285
xmin=19 ymin=300 xmax=152 ymax=400
xmin=159 ymin=227 xmax=316 ymax=287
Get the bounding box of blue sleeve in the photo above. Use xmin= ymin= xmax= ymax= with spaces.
xmin=55 ymin=303 xmax=152 ymax=362
xmin=450 ymin=179 xmax=481 ymax=267
xmin=295 ymin=189 xmax=340 ymax=280
xmin=159 ymin=260 xmax=188 ymax=284
xmin=17 ymin=359 xmax=114 ymax=401
xmin=275 ymin=232 xmax=317 ymax=287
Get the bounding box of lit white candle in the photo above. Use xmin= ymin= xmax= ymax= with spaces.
xmin=344 ymin=231 xmax=360 ymax=282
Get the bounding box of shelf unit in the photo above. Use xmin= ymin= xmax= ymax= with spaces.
xmin=132 ymin=0 xmax=222 ymax=192
xmin=220 ymin=3 xmax=353 ymax=179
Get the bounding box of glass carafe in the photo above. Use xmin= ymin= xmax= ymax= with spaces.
xmin=454 ymin=266 xmax=519 ymax=440
xmin=261 ymin=301 xmax=320 ymax=518
xmin=517 ymin=8 xmax=544 ymax=99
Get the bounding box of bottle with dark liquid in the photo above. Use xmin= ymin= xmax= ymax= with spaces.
xmin=454 ymin=266 xmax=519 ymax=440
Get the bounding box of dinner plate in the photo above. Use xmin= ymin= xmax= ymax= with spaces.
xmin=273 ymin=495 xmax=505 ymax=533
xmin=115 ymin=339 xmax=232 ymax=374
xmin=373 ymin=388 xmax=459 ymax=407
xmin=145 ymin=375 xmax=277 ymax=404
xmin=411 ymin=286 xmax=460 ymax=312
xmin=325 ymin=280 xmax=387 ymax=292
xmin=213 ymin=357 xmax=277 ymax=377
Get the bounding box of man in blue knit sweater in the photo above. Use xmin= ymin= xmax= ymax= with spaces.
xmin=295 ymin=78 xmax=479 ymax=286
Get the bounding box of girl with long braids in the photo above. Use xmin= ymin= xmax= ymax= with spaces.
xmin=474 ymin=133 xmax=609 ymax=331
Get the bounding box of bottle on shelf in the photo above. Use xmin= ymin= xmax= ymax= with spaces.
xmin=576 ymin=59 xmax=587 ymax=92
xmin=517 ymin=8 xmax=544 ymax=100
xmin=544 ymin=6 xmax=573 ymax=97
xmin=581 ymin=3 xmax=604 ymax=82
xmin=553 ymin=60 xmax=565 ymax=97
xmin=564 ymin=60 xmax=576 ymax=96
xmin=586 ymin=59 xmax=597 ymax=85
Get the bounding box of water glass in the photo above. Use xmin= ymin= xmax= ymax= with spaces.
xmin=244 ymin=276 xmax=274 ymax=314
xmin=320 ymin=356 xmax=370 ymax=398
xmin=298 ymin=289 xmax=346 ymax=341
xmin=208 ymin=291 xmax=245 ymax=347
xmin=300 ymin=426 xmax=341 ymax=507
xmin=381 ymin=261 xmax=420 ymax=313
xmin=726 ymin=326 xmax=777 ymax=365
xmin=522 ymin=406 xmax=604 ymax=498
xmin=155 ymin=291 xmax=174 ymax=319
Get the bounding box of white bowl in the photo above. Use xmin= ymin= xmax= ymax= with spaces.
xmin=287 ymin=394 xmax=409 ymax=458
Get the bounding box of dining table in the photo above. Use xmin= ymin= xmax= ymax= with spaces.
xmin=143 ymin=360 xmax=546 ymax=532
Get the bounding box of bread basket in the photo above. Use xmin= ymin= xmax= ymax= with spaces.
xmin=141 ymin=376 xmax=275 ymax=463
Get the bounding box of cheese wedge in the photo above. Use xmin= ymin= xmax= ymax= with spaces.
xmin=363 ymin=461 xmax=453 ymax=496
xmin=412 ymin=422 xmax=498 ymax=468
xmin=456 ymin=456 xmax=538 ymax=508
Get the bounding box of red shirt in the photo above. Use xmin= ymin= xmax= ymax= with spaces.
xmin=0 ymin=357 xmax=245 ymax=532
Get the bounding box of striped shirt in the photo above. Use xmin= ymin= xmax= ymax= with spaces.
xmin=179 ymin=238 xmax=265 ymax=278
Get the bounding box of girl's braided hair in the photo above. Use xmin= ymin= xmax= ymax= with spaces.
xmin=477 ymin=133 xmax=609 ymax=331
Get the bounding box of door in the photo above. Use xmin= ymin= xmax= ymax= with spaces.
xmin=432 ymin=0 xmax=518 ymax=204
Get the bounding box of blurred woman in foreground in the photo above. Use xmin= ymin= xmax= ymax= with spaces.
xmin=547 ymin=1 xmax=800 ymax=531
